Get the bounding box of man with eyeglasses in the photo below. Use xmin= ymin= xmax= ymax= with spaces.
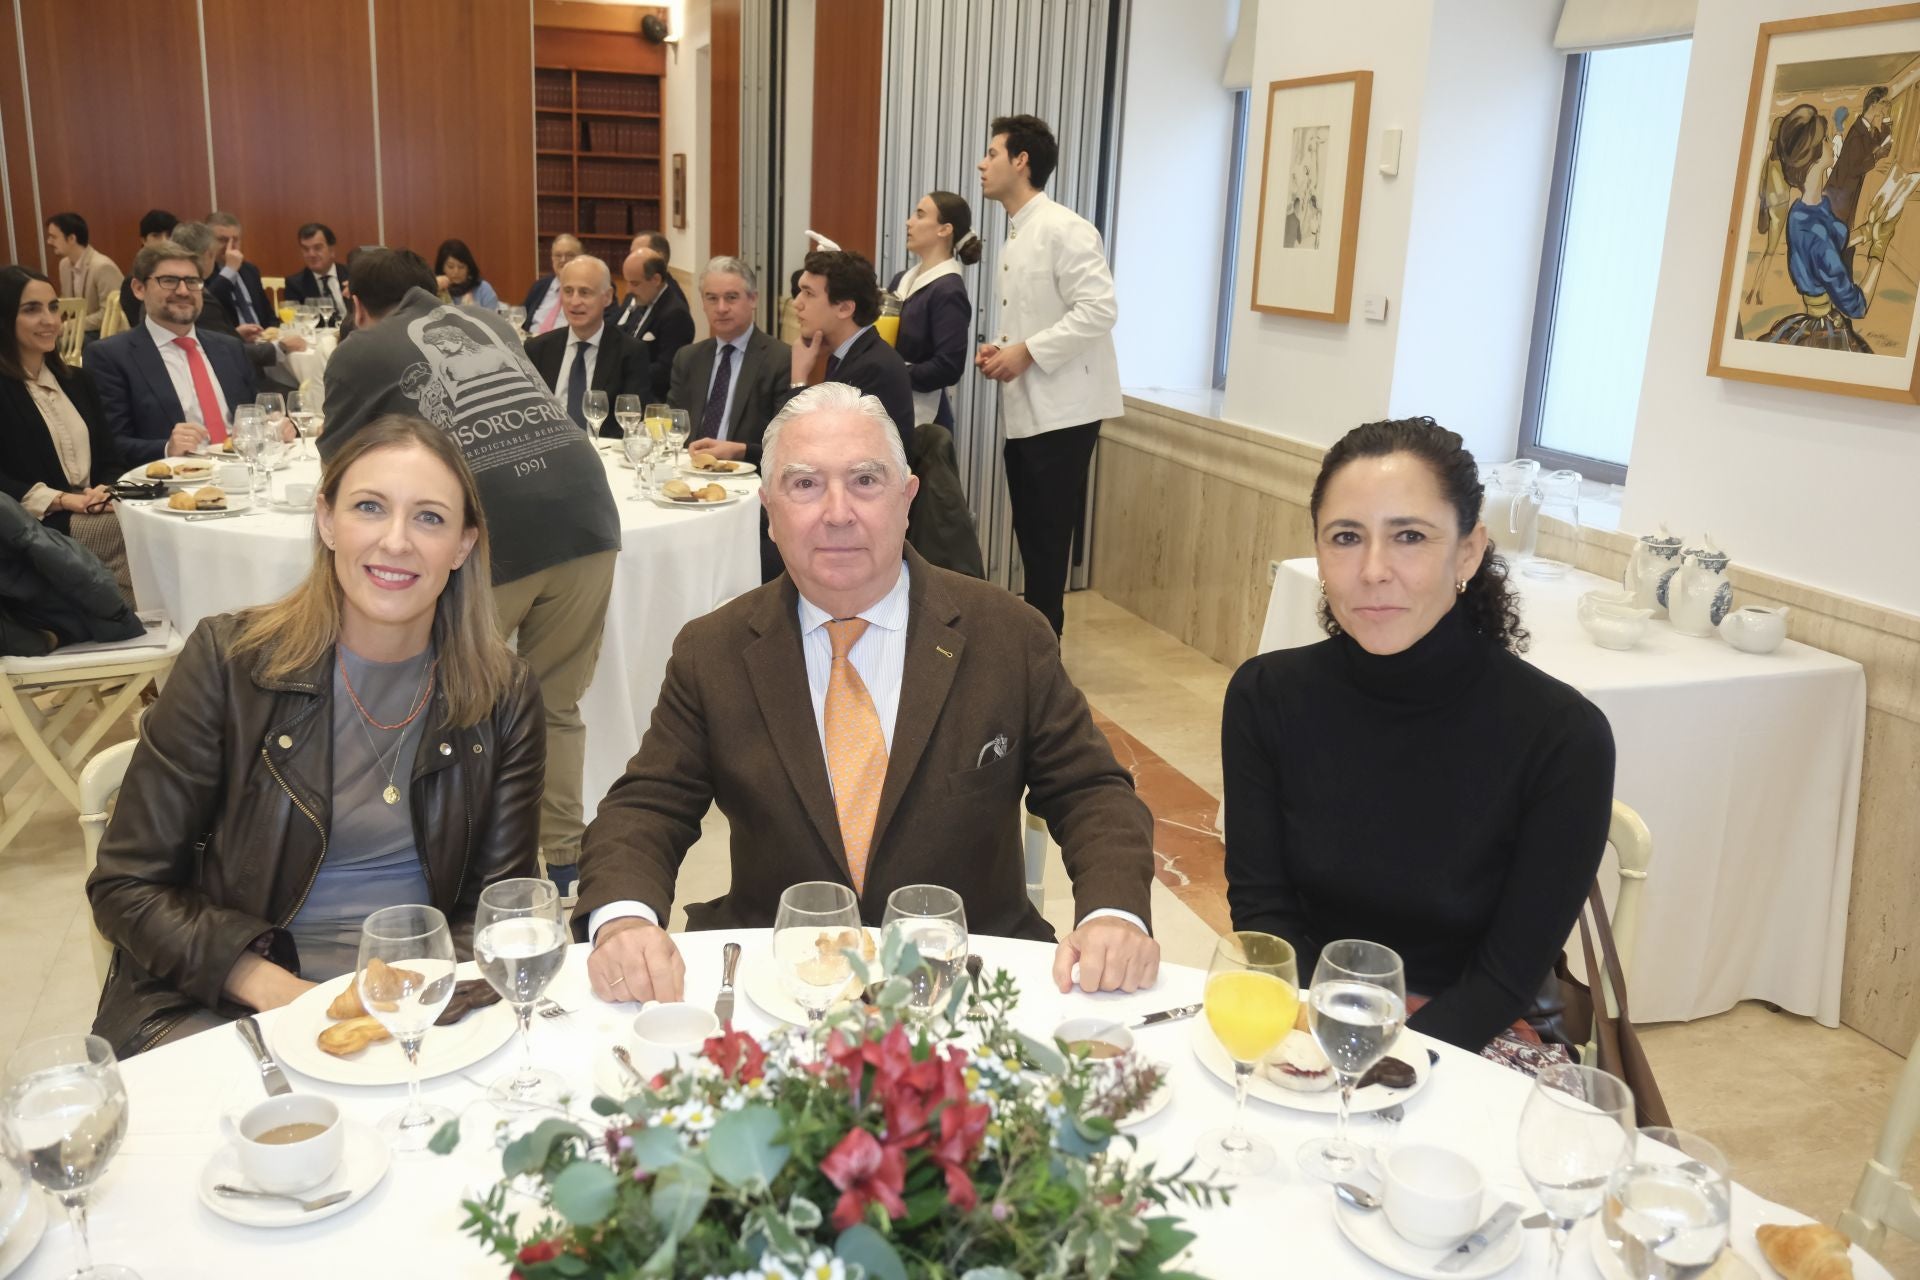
xmin=520 ymin=234 xmax=583 ymax=334
xmin=87 ymin=239 xmax=257 ymax=465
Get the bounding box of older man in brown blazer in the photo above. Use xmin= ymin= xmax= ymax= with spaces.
xmin=576 ymin=382 xmax=1159 ymax=1003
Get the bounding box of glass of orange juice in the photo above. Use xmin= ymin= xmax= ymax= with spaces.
xmin=1199 ymin=930 xmax=1298 ymax=1175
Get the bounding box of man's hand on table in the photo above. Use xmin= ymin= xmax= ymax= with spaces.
xmin=588 ymin=917 xmax=686 ymax=1003
xmin=1052 ymin=916 xmax=1160 ymax=993
xmin=689 ymin=438 xmax=747 ymax=461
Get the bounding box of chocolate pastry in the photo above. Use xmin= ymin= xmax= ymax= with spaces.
xmin=434 ymin=978 xmax=504 ymax=1026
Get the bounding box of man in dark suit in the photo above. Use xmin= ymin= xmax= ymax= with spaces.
xmin=172 ymin=221 xmax=303 ymax=392
xmin=521 ymin=234 xmax=583 ymax=334
xmin=88 ymin=240 xmax=256 ymax=465
xmin=674 ymin=257 xmax=790 ymax=466
xmin=630 ymin=230 xmax=691 ymax=316
xmin=611 ymin=249 xmax=692 ymax=401
xmin=781 ymin=250 xmax=913 ymax=452
xmin=117 ymin=208 xmax=178 ymax=329
xmin=573 ymin=382 xmax=1159 ymax=1003
xmin=1829 ymin=87 xmax=1894 ymax=275
xmin=526 ymin=257 xmax=651 ymax=435
xmin=283 ymin=221 xmax=349 ymax=320
xmin=203 ymin=213 xmax=275 ymax=330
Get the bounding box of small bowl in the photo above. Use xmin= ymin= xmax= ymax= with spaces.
xmin=1576 ymin=588 xmax=1639 ymax=623
xmin=1051 ymin=1017 xmax=1134 ymax=1077
xmin=1579 ymin=601 xmax=1654 ymax=651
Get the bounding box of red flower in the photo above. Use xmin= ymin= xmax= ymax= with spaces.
xmin=820 ymin=1127 xmax=909 ymax=1230
xmin=510 ymin=1238 xmax=563 ymax=1278
xmin=929 ymin=1099 xmax=990 ymax=1211
xmin=702 ymin=1027 xmax=768 ymax=1082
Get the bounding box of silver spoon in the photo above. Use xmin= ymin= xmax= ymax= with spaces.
xmin=214 ymin=1183 xmax=350 ymax=1213
xmin=1334 ymin=1182 xmax=1382 ymax=1211
xmin=611 ymin=1044 xmax=646 ymax=1087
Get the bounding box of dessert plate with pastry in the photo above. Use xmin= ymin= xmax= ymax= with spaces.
xmin=650 ymin=479 xmax=746 ymax=510
xmin=151 ymin=486 xmax=250 ymax=516
xmin=742 ymin=927 xmax=879 ymax=1025
xmin=268 ymin=962 xmax=515 ymax=1087
xmin=1190 ymin=1009 xmax=1434 ymax=1115
xmin=122 ymin=459 xmax=221 ymax=488
xmin=680 ymin=456 xmax=757 ymax=478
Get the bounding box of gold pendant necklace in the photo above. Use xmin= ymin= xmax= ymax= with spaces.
xmin=339 ymin=649 xmax=434 ymax=804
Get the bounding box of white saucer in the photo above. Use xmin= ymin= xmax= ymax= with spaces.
xmin=1115 ymin=1058 xmax=1173 ymax=1130
xmin=0 ymin=1189 xmax=46 ymax=1280
xmin=1332 ymin=1190 xmax=1524 ymax=1279
xmin=197 ymin=1119 xmax=391 ymax=1227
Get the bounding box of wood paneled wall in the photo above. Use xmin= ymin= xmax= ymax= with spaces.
xmin=0 ymin=0 xmax=540 ymax=300
xmin=808 ymin=0 xmax=884 ymax=262
xmin=709 ymin=0 xmax=741 ymax=256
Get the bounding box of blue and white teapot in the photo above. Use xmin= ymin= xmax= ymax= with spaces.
xmin=1663 ymin=539 xmax=1733 ymax=638
xmin=1624 ymin=525 xmax=1685 ymax=617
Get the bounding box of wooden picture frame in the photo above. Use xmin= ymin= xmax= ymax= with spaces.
xmin=1708 ymin=5 xmax=1920 ymax=403
xmin=1250 ymin=70 xmax=1372 ymax=322
xmin=672 ymin=152 xmax=687 ymax=230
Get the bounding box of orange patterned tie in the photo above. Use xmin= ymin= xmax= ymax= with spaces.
xmin=823 ymin=618 xmax=888 ymax=894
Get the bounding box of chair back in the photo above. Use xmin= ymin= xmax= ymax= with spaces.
xmin=57 ymin=295 xmax=86 ymax=364
xmin=260 ymin=275 xmax=285 ymax=313
xmin=78 ymin=739 xmax=137 ymax=992
xmin=1579 ymin=800 xmax=1652 ymax=1063
xmin=1840 ymin=1020 xmax=1920 ymax=1258
xmin=97 ymin=290 xmax=128 ymax=339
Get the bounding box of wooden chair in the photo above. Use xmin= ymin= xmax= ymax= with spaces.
xmin=0 ymin=624 xmax=181 ymax=851
xmin=77 ymin=739 xmax=136 ymax=991
xmin=56 ymin=295 xmax=86 ymax=365
xmin=260 ymin=275 xmax=285 ymax=315
xmin=1582 ymin=799 xmax=1654 ymax=1063
xmin=97 ymin=290 xmax=128 ymax=340
xmin=1839 ymin=1024 xmax=1920 ymax=1260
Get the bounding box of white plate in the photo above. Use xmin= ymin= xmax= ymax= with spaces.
xmin=649 ymin=491 xmax=748 ymax=511
xmin=146 ymin=494 xmax=254 ymax=517
xmin=1189 ymin=1022 xmax=1432 ymax=1115
xmin=739 ymin=946 xmax=867 ymax=1026
xmin=1115 ymin=1057 xmax=1173 ymax=1130
xmin=0 ymin=1187 xmax=45 ymax=1280
xmin=680 ymin=461 xmax=756 ymax=478
xmin=269 ymin=969 xmax=516 ymax=1087
xmin=1332 ymin=1189 xmax=1523 ymax=1279
xmin=1585 ymin=1217 xmax=1758 ymax=1280
xmin=122 ymin=462 xmax=226 ymax=488
xmin=196 ymin=1119 xmax=391 ymax=1228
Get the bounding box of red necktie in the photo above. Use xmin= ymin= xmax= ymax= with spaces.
xmin=174 ymin=335 xmax=228 ymax=444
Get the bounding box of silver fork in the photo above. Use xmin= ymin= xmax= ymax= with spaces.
xmin=537 ymin=1000 xmax=572 ymax=1021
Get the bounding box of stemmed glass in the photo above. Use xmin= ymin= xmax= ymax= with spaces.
xmin=613 ymin=394 xmax=643 ymax=438
xmin=880 ymin=885 xmax=968 ymax=1023
xmin=1197 ymin=930 xmax=1298 ymax=1176
xmin=1519 ymin=1063 xmax=1636 ymax=1276
xmin=622 ymin=423 xmax=655 ymax=498
xmin=1601 ymin=1127 xmax=1731 ymax=1279
xmin=2 ymin=1034 xmax=140 ymax=1278
xmin=288 ymin=387 xmax=320 ymax=460
xmin=315 ymin=291 xmax=337 ymax=327
xmin=255 ymin=392 xmax=287 ymax=445
xmin=773 ymin=881 xmax=863 ymax=1048
xmin=582 ymin=390 xmax=609 ymax=438
xmin=230 ymin=405 xmax=266 ymax=507
xmin=473 ymin=878 xmax=568 ymax=1109
xmin=357 ymin=904 xmax=457 ymax=1150
xmin=506 ymin=305 xmax=527 ymax=338
xmin=1297 ymin=939 xmax=1406 ymax=1181
xmin=665 ymin=408 xmax=691 ymax=468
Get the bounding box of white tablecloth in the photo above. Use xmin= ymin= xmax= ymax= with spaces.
xmin=5 ymin=933 xmax=1884 ymax=1278
xmin=119 ymin=449 xmax=761 ymax=820
xmin=1258 ymin=558 xmax=1866 ymax=1027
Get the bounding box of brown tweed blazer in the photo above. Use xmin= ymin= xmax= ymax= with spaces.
xmin=575 ymin=548 xmax=1154 ymax=941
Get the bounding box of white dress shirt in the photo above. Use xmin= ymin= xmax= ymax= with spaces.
xmin=147 ymin=316 xmax=231 ymax=428
xmin=617 ymin=290 xmax=659 ymax=334
xmin=555 ymin=323 xmax=604 ymax=408
xmin=313 ymin=268 xmax=345 ymax=314
xmin=704 ymin=332 xmax=751 ymax=440
xmin=993 ymin=191 xmax=1124 ymax=438
xmin=588 ymin=561 xmax=1144 ymax=939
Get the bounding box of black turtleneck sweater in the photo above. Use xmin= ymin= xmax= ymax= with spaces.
xmin=1221 ymin=604 xmax=1615 ymax=1052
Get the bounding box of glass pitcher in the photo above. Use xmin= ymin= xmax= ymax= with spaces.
xmin=874 ymin=291 xmax=903 ymax=347
xmin=1481 ymin=459 xmax=1542 ymax=562
xmin=1524 ymin=469 xmax=1583 ymax=579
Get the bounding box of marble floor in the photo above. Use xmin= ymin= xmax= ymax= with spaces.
xmin=1 ymin=590 xmax=1914 ymax=1274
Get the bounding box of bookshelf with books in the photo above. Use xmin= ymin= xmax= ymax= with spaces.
xmin=531 ymin=61 xmax=665 ymax=280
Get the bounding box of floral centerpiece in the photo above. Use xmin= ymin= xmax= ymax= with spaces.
xmin=440 ymin=932 xmax=1223 ymax=1279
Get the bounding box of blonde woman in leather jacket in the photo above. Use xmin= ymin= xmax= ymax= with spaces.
xmin=88 ymin=415 xmax=544 ymax=1055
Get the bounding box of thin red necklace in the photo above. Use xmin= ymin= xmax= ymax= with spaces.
xmin=338 ymin=649 xmax=438 ymax=731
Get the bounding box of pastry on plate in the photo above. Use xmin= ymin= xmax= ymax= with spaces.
xmin=317 ymin=1015 xmax=391 ymax=1057
xmin=191 ymin=486 xmax=227 ymax=510
xmin=167 ymin=491 xmax=198 ymax=511
xmin=698 ymin=483 xmax=726 ymax=502
xmin=1754 ymin=1223 xmax=1852 ymax=1279
xmin=144 ymin=461 xmax=173 ymax=479
xmin=1262 ymin=1029 xmax=1334 ymax=1092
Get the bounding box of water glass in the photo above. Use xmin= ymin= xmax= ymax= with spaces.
xmin=255 ymin=392 xmax=287 ymax=445
xmin=622 ymin=425 xmax=655 ymax=497
xmin=474 ymin=879 xmax=567 ymax=1108
xmin=613 ymin=393 xmax=643 ymax=437
xmin=357 ymin=904 xmax=457 ymax=1150
xmin=1297 ymin=939 xmax=1406 ymax=1181
xmin=2 ymin=1034 xmax=140 ymax=1278
xmin=1518 ymin=1063 xmax=1636 ymax=1276
xmin=665 ymin=408 xmax=691 ymax=467
xmin=506 ymin=305 xmax=527 ymax=335
xmin=288 ymin=388 xmax=319 ymax=459
xmin=583 ymin=390 xmax=609 ymax=438
xmin=230 ymin=406 xmax=266 ymax=505
xmin=880 ymin=885 xmax=968 ymax=1021
xmin=315 ymin=292 xmax=338 ymax=326
xmin=1601 ymin=1127 xmax=1731 ymax=1279
xmin=773 ymin=882 xmax=863 ymax=1045
xmin=1197 ymin=931 xmax=1299 ymax=1176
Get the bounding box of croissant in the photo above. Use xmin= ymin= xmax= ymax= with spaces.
xmin=326 ymin=985 xmax=367 ymax=1021
xmin=317 ymin=1015 xmax=391 ymax=1057
xmin=1755 ymin=1223 xmax=1853 ymax=1280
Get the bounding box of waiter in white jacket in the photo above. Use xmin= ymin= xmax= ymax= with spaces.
xmin=976 ymin=113 xmax=1124 ymax=639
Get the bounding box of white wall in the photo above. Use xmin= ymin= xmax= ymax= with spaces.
xmin=1111 ymin=0 xmax=1237 ymax=391
xmin=663 ymin=0 xmax=710 ymax=310
xmin=1620 ymin=0 xmax=1920 ymax=614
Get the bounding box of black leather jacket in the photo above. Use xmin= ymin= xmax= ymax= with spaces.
xmin=88 ymin=613 xmax=544 ymax=1055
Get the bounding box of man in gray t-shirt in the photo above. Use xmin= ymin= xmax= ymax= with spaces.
xmin=321 ymin=249 xmax=620 ymax=896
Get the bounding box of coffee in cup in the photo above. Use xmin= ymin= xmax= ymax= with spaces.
xmin=222 ymin=1095 xmax=343 ymax=1193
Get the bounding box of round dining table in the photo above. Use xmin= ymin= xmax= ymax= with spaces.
xmin=1 ymin=933 xmax=1885 ymax=1279
xmin=116 ymin=447 xmax=762 ymax=819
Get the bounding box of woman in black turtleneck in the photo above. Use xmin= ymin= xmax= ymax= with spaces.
xmin=1222 ymin=417 xmax=1615 ymax=1053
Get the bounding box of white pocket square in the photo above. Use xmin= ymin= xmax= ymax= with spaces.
xmin=642 ymin=332 xmax=656 ymax=341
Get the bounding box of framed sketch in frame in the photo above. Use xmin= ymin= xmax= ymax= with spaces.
xmin=1251 ymin=70 xmax=1372 ymax=322
xmin=1709 ymin=5 xmax=1920 ymax=403
xmin=672 ymin=153 xmax=688 ymax=230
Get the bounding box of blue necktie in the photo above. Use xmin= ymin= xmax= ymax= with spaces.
xmin=233 ymin=277 xmax=259 ymax=326
xmin=566 ymin=341 xmax=590 ymax=430
xmin=702 ymin=344 xmax=735 ymax=441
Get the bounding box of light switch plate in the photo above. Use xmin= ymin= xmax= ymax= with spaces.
xmin=1362 ymin=295 xmax=1389 ymax=322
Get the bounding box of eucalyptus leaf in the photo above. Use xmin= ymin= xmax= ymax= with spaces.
xmin=550 ymin=1254 xmax=589 ymax=1277
xmin=944 ymin=971 xmax=970 ymax=1022
xmin=503 ymin=1118 xmax=587 ymax=1177
xmin=835 ymin=1223 xmax=909 ymax=1280
xmin=786 ymin=1193 xmax=823 ymax=1231
xmin=1017 ymin=1031 xmax=1066 ymax=1077
xmin=845 ymin=949 xmax=873 ymax=987
xmin=637 ymin=1234 xmax=678 ymax=1278
xmin=649 ymin=1162 xmax=713 ymax=1238
xmin=427 ymin=1117 xmax=460 ymax=1155
xmin=960 ymin=1270 xmax=1026 ymax=1280
xmin=623 ymin=1095 xmax=654 ymax=1119
xmin=628 ymin=1124 xmax=686 ymax=1173
xmin=549 ymin=1160 xmax=619 ymax=1226
xmin=589 ymin=1095 xmax=621 ymax=1116
xmin=875 ymin=975 xmax=912 ymax=1009
xmin=705 ymin=1105 xmax=790 ymax=1189
xmin=894 ymin=938 xmax=924 ymax=981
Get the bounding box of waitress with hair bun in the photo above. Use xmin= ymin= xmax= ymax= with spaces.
xmin=1221 ymin=416 xmax=1616 ymax=1057
xmin=890 ymin=190 xmax=980 ymax=429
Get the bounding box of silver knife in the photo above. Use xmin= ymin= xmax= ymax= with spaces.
xmin=1435 ymin=1201 xmax=1524 ymax=1272
xmin=184 ymin=508 xmax=251 ymax=522
xmin=715 ymin=942 xmax=741 ymax=1025
xmin=1128 ymin=1003 xmax=1202 ymax=1029
xmin=235 ymin=1015 xmax=292 ymax=1096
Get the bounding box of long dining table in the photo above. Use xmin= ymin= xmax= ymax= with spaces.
xmin=2 ymin=932 xmax=1886 ymax=1279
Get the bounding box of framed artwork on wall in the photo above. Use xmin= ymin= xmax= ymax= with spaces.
xmin=1250 ymin=70 xmax=1372 ymax=322
xmin=672 ymin=153 xmax=687 ymax=230
xmin=1709 ymin=4 xmax=1920 ymax=403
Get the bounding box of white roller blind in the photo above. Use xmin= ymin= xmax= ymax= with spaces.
xmin=1223 ymin=0 xmax=1256 ymax=90
xmin=1554 ymin=0 xmax=1695 ymax=51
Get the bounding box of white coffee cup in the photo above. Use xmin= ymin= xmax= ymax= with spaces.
xmin=220 ymin=1094 xmax=344 ymax=1193
xmin=629 ymin=1002 xmax=720 ymax=1076
xmin=215 ymin=462 xmax=249 ymax=489
xmin=282 ymin=482 xmax=316 ymax=509
xmin=1382 ymin=1144 xmax=1485 ymax=1248
xmin=1051 ymin=1017 xmax=1134 ymax=1081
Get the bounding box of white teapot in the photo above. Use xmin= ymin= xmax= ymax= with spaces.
xmin=1624 ymin=525 xmax=1685 ymax=617
xmin=1720 ymin=605 xmax=1791 ymax=654
xmin=1665 ymin=540 xmax=1733 ymax=638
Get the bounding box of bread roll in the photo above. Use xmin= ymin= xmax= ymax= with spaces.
xmin=193 ymin=486 xmax=226 ymax=510
xmin=1755 ymin=1224 xmax=1853 ymax=1280
xmin=699 ymin=483 xmax=726 ymax=502
xmin=167 ymin=491 xmax=197 ymax=511
xmin=663 ymin=479 xmax=693 ymax=500
xmin=145 ymin=461 xmax=173 ymax=479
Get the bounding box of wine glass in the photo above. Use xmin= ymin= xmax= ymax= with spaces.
xmin=622 ymin=423 xmax=655 ymax=498
xmin=613 ymin=393 xmax=643 ymax=437
xmin=773 ymin=881 xmax=863 ymax=1046
xmin=230 ymin=406 xmax=266 ymax=505
xmin=880 ymin=885 xmax=968 ymax=1022
xmin=474 ymin=879 xmax=568 ymax=1109
xmin=665 ymin=408 xmax=691 ymax=468
xmin=582 ymin=389 xmax=609 ymax=438
xmin=1296 ymin=939 xmax=1406 ymax=1181
xmin=1197 ymin=931 xmax=1298 ymax=1176
xmin=315 ymin=291 xmax=337 ymax=327
xmin=288 ymin=387 xmax=320 ymax=460
xmin=2 ymin=1034 xmax=140 ymax=1278
xmin=1519 ymin=1063 xmax=1635 ymax=1277
xmin=1601 ymin=1127 xmax=1731 ymax=1279
xmin=357 ymin=904 xmax=458 ymax=1150
xmin=255 ymin=392 xmax=287 ymax=446
xmin=506 ymin=305 xmax=527 ymax=338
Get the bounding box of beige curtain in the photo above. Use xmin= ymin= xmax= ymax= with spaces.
xmin=1553 ymin=0 xmax=1695 ymax=52
xmin=1222 ymin=0 xmax=1256 ymax=91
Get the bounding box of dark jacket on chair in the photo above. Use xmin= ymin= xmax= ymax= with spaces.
xmin=525 ymin=322 xmax=653 ymax=436
xmin=86 ymin=322 xmax=257 ymax=465
xmin=0 ymin=367 xmax=121 ymax=536
xmin=0 ymin=493 xmax=142 ymax=656
xmin=87 ymin=613 xmax=546 ymax=1056
xmin=906 ymin=422 xmax=985 ymax=578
